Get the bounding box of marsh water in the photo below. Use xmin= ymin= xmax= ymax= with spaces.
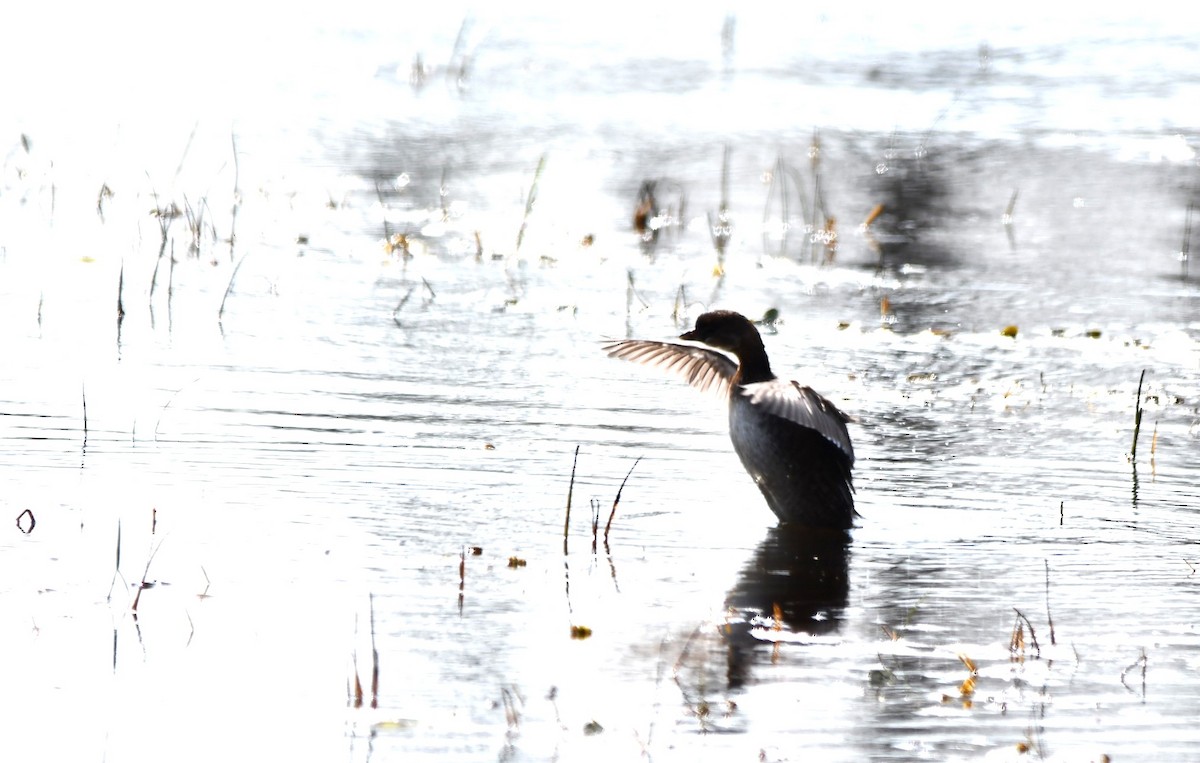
xmin=2 ymin=5 xmax=1199 ymax=761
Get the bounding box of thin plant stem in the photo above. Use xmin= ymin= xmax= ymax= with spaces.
xmin=563 ymin=445 xmax=579 ymax=555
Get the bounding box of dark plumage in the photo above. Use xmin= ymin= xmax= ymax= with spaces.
xmin=603 ymin=310 xmax=856 ymax=528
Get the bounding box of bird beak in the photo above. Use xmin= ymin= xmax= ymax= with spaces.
xmin=679 ymin=329 xmax=697 ymax=341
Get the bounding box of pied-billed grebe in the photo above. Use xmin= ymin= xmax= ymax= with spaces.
xmin=603 ymin=310 xmax=856 ymax=529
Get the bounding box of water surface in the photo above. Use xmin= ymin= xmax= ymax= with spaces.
xmin=1 ymin=5 xmax=1199 ymax=762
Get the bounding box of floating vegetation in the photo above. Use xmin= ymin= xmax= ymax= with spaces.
xmin=754 ymin=307 xmax=780 ymax=331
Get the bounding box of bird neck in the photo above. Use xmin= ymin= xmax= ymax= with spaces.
xmin=732 ymin=340 xmax=774 ymax=385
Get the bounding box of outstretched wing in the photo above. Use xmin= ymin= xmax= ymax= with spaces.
xmin=739 ymin=380 xmax=855 ymax=462
xmin=601 ymin=339 xmax=736 ymax=398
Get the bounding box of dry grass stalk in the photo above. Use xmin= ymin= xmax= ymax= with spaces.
xmin=515 ymin=155 xmax=547 ymax=256
xmin=1131 ymin=369 xmax=1146 ymax=460
xmin=603 ymin=456 xmax=640 ymax=547
xmin=563 ymin=445 xmax=579 ymax=554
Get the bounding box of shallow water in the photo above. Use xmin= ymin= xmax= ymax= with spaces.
xmin=2 ymin=5 xmax=1199 ymax=762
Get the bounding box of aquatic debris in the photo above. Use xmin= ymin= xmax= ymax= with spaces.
xmin=753 ymin=309 xmax=782 ymax=335
xmin=370 ymin=719 xmax=417 ymax=733
xmin=384 ymin=232 xmax=412 ymax=257
xmin=868 ymin=667 xmax=896 ymax=687
xmin=958 ymin=675 xmax=976 ymax=699
xmin=15 ymin=508 xmax=35 ymax=534
xmin=1001 ymin=325 xmax=1018 ymax=338
xmin=570 ymin=625 xmax=592 ymax=640
xmin=941 ymin=654 xmax=978 ymax=707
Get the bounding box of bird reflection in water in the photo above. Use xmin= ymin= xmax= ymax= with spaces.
xmin=723 ymin=524 xmax=851 ymax=690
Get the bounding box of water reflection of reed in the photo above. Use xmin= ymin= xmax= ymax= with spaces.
xmin=723 ymin=524 xmax=851 ymax=689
